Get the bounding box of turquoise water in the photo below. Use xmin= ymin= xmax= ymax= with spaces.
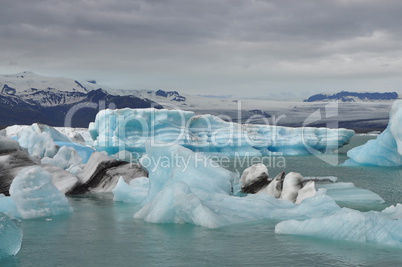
xmin=3 ymin=135 xmax=402 ymax=266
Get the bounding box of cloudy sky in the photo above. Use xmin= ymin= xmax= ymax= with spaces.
xmin=1 ymin=0 xmax=402 ymax=97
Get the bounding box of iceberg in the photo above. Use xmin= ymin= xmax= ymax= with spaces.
xmin=0 ymin=213 xmax=22 ymax=258
xmin=89 ymin=108 xmax=354 ymax=156
xmin=17 ymin=130 xmax=58 ymax=159
xmin=3 ymin=124 xmax=94 ymax=164
xmin=130 ymin=143 xmax=341 ymax=228
xmin=275 ymin=206 xmax=402 ymax=247
xmin=0 ymin=135 xmax=78 ymax=195
xmin=9 ymin=166 xmax=72 ymax=219
xmin=346 ymin=100 xmax=402 ymax=166
xmin=240 ymin=163 xmax=270 ymax=193
xmin=3 ymin=123 xmax=70 ymax=143
xmin=54 ymin=141 xmax=94 ymax=164
xmin=382 ymin=203 xmax=402 ymax=219
xmin=41 ymin=145 xmax=83 ymax=173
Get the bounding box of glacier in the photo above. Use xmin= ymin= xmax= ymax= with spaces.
xmin=0 ymin=213 xmax=22 ymax=258
xmin=9 ymin=166 xmax=72 ymax=219
xmin=346 ymin=100 xmax=402 ymax=166
xmin=89 ymin=108 xmax=354 ymax=156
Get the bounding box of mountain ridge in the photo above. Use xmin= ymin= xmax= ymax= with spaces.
xmin=304 ymin=91 xmax=399 ymax=102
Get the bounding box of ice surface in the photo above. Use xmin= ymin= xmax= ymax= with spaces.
xmin=382 ymin=203 xmax=402 ymax=219
xmin=54 ymin=142 xmax=94 ymax=164
xmin=5 ymin=124 xmax=70 ymax=143
xmin=9 ymin=166 xmax=72 ymax=219
xmin=17 ymin=129 xmax=58 ymax=159
xmin=54 ymin=127 xmax=94 ymax=146
xmin=275 ymin=207 xmax=402 ymax=247
xmin=0 ymin=212 xmax=22 ymax=258
xmin=89 ymin=108 xmax=354 ymax=156
xmin=257 ymin=172 xmax=284 ymax=198
xmin=41 ymin=146 xmax=83 ymax=173
xmin=317 ymin=182 xmax=385 ymax=205
xmin=280 ymin=172 xmax=304 ymax=203
xmin=113 ymin=176 xmax=149 ymax=203
xmin=346 ymin=100 xmax=402 ymax=166
xmin=295 ymin=181 xmax=316 ymax=204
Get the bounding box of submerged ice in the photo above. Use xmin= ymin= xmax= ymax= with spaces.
xmin=89 ymin=108 xmax=354 ymax=156
xmin=0 ymin=213 xmax=22 ymax=258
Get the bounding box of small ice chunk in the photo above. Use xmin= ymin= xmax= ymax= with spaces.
xmin=41 ymin=146 xmax=82 ymax=171
xmin=54 ymin=141 xmax=94 ymax=164
xmin=240 ymin=164 xmax=269 ymax=193
xmin=18 ymin=130 xmax=58 ymax=159
xmin=9 ymin=166 xmax=72 ymax=219
xmin=113 ymin=176 xmax=149 ymax=204
xmin=382 ymin=203 xmax=402 ymax=220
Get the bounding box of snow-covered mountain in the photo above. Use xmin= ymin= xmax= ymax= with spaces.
xmin=0 ymin=71 xmax=89 ymax=107
xmin=0 ymin=72 xmax=161 ymax=127
xmin=0 ymin=71 xmax=396 ymax=132
xmin=304 ymin=91 xmax=399 ymax=102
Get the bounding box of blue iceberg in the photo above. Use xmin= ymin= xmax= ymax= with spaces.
xmin=89 ymin=108 xmax=354 ymax=156
xmin=346 ymin=100 xmax=402 ymax=166
xmin=122 ymin=143 xmax=341 ymax=228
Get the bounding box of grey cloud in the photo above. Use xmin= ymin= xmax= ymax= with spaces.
xmin=1 ymin=0 xmax=402 ymax=96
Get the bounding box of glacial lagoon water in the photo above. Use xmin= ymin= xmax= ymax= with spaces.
xmin=3 ymin=135 xmax=402 ymax=266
